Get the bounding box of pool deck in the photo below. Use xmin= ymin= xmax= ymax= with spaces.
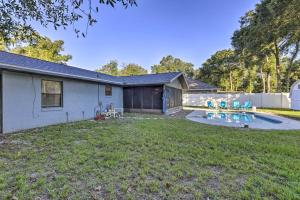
xmin=185 ymin=109 xmax=300 ymax=130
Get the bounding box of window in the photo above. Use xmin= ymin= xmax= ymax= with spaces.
xmin=105 ymin=85 xmax=112 ymax=96
xmin=41 ymin=80 xmax=63 ymax=108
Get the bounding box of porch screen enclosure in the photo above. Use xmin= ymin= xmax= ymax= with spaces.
xmin=123 ymin=86 xmax=163 ymax=112
xmin=165 ymin=86 xmax=182 ymax=109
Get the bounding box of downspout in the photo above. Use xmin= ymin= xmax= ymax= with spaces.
xmin=94 ymin=74 xmax=102 ymax=117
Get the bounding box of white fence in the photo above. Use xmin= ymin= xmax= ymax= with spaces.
xmin=183 ymin=93 xmax=291 ymax=109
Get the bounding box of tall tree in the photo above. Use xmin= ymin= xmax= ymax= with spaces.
xmin=232 ymin=0 xmax=300 ymax=92
xmin=0 ymin=0 xmax=137 ymax=41
xmin=96 ymin=60 xmax=119 ymax=76
xmin=11 ymin=34 xmax=72 ymax=64
xmin=151 ymin=55 xmax=195 ymax=77
xmin=120 ymin=64 xmax=147 ymax=76
xmin=197 ymin=50 xmax=243 ymax=92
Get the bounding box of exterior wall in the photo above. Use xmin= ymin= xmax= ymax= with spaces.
xmin=183 ymin=93 xmax=291 ymax=109
xmin=2 ymin=71 xmax=123 ymax=133
xmin=166 ymin=78 xmax=183 ymax=89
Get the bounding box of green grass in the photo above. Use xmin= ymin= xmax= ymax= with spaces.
xmin=258 ymin=108 xmax=300 ymax=120
xmin=0 ymin=116 xmax=299 ymax=199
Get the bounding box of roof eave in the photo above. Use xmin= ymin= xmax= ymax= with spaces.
xmin=123 ymin=82 xmax=166 ymax=86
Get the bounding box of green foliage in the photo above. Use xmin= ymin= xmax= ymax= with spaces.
xmin=231 ymin=0 xmax=300 ymax=92
xmin=96 ymin=60 xmax=119 ymax=76
xmin=199 ymin=0 xmax=300 ymax=93
xmin=151 ymin=55 xmax=195 ymax=77
xmin=10 ymin=34 xmax=72 ymax=64
xmin=96 ymin=61 xmax=148 ymax=76
xmin=0 ymin=38 xmax=5 ymax=51
xmin=120 ymin=63 xmax=148 ymax=76
xmin=197 ymin=49 xmax=244 ymax=92
xmin=0 ymin=0 xmax=137 ymax=41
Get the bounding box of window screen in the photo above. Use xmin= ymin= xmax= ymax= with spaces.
xmin=41 ymin=80 xmax=63 ymax=108
xmin=165 ymin=86 xmax=182 ymax=109
xmin=105 ymin=85 xmax=112 ymax=96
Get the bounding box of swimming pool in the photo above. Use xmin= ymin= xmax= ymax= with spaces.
xmin=185 ymin=109 xmax=300 ymax=130
xmin=205 ymin=111 xmax=282 ymax=124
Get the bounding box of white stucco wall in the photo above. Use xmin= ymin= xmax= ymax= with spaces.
xmin=2 ymin=71 xmax=123 ymax=133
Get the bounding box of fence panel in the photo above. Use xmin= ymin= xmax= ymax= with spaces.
xmin=183 ymin=93 xmax=291 ymax=109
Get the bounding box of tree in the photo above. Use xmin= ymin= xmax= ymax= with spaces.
xmin=232 ymin=0 xmax=300 ymax=92
xmin=11 ymin=34 xmax=72 ymax=64
xmin=96 ymin=60 xmax=119 ymax=76
xmin=0 ymin=0 xmax=137 ymax=41
xmin=197 ymin=50 xmax=243 ymax=92
xmin=151 ymin=55 xmax=195 ymax=77
xmin=120 ymin=64 xmax=147 ymax=76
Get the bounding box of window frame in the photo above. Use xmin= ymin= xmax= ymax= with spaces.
xmin=41 ymin=79 xmax=63 ymax=108
xmin=105 ymin=85 xmax=112 ymax=96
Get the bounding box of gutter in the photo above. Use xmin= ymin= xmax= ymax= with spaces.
xmin=0 ymin=62 xmax=124 ymax=85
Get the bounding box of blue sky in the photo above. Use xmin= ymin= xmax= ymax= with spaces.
xmin=35 ymin=0 xmax=260 ymax=71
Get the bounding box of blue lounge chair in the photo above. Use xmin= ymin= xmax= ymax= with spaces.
xmin=241 ymin=101 xmax=252 ymax=110
xmin=232 ymin=101 xmax=240 ymax=110
xmin=207 ymin=101 xmax=214 ymax=109
xmin=219 ymin=101 xmax=227 ymax=109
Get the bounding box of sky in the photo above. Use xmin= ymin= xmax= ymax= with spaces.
xmin=35 ymin=0 xmax=261 ymax=72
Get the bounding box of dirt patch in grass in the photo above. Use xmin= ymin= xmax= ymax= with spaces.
xmin=169 ymin=110 xmax=193 ymax=119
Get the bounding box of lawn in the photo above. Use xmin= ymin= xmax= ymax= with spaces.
xmin=0 ymin=115 xmax=299 ymax=199
xmin=258 ymin=108 xmax=300 ymax=121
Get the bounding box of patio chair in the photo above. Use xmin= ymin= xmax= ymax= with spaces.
xmin=219 ymin=101 xmax=227 ymax=109
xmin=232 ymin=101 xmax=240 ymax=110
xmin=104 ymin=103 xmax=123 ymax=119
xmin=241 ymin=101 xmax=252 ymax=110
xmin=207 ymin=101 xmax=215 ymax=109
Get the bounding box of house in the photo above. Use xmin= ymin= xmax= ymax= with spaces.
xmin=0 ymin=51 xmax=188 ymax=133
xmin=184 ymin=77 xmax=218 ymax=93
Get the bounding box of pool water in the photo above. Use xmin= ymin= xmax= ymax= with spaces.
xmin=205 ymin=112 xmax=282 ymax=124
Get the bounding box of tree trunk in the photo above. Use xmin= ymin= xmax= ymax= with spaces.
xmin=260 ymin=66 xmax=266 ymax=93
xmin=274 ymin=41 xmax=281 ymax=92
xmin=229 ymin=71 xmax=233 ymax=92
xmin=249 ymin=79 xmax=252 ymax=93
xmin=267 ymin=72 xmax=271 ymax=93
xmin=286 ymin=42 xmax=299 ymax=92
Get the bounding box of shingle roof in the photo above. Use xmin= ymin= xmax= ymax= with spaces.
xmin=0 ymin=50 xmax=123 ymax=84
xmin=121 ymin=72 xmax=182 ymax=86
xmin=0 ymin=51 xmax=186 ymax=86
xmin=187 ymin=77 xmax=218 ymax=90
